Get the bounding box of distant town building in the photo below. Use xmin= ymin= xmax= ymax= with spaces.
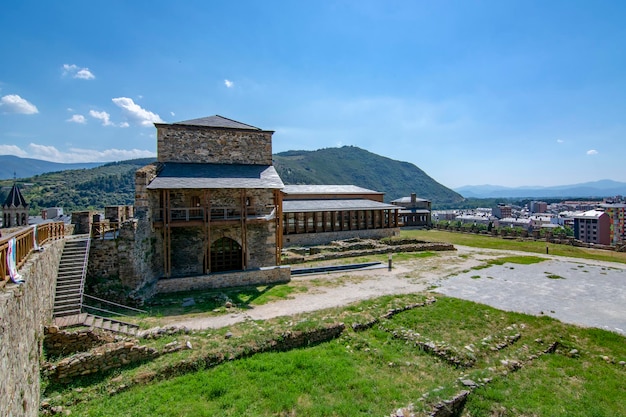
xmin=492 ymin=203 xmax=512 ymax=219
xmin=529 ymin=201 xmax=548 ymax=213
xmin=496 ymin=217 xmax=531 ymax=230
xmin=573 ymin=210 xmax=611 ymax=245
xmin=598 ymin=203 xmax=626 ymax=245
xmin=391 ymin=193 xmax=432 ymax=227
xmin=2 ymin=182 xmax=29 ymax=228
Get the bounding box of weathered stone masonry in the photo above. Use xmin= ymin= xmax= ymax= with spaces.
xmin=156 ymin=124 xmax=273 ymax=165
xmin=0 ymin=239 xmax=64 ymax=417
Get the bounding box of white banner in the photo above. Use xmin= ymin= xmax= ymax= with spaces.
xmin=7 ymin=238 xmax=24 ymax=284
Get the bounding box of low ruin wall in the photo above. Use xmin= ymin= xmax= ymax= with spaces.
xmin=44 ymin=326 xmax=116 ymax=358
xmin=156 ymin=266 xmax=291 ymax=293
xmin=0 ymin=238 xmax=64 ymax=417
xmin=283 ymin=228 xmax=399 ymax=247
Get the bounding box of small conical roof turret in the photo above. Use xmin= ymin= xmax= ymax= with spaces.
xmin=2 ymin=182 xmax=28 ymax=209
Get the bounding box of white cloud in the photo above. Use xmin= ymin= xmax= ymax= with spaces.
xmin=62 ymin=64 xmax=95 ymax=80
xmin=0 ymin=144 xmax=28 ymax=157
xmin=0 ymin=143 xmax=156 ymax=163
xmin=586 ymin=149 xmax=598 ymax=155
xmin=0 ymin=94 xmax=39 ymax=114
xmin=119 ymin=122 xmax=130 ymax=128
xmin=75 ymin=69 xmax=95 ymax=80
xmin=224 ymin=79 xmax=234 ymax=88
xmin=67 ymin=114 xmax=87 ymax=124
xmin=89 ymin=110 xmax=114 ymax=126
xmin=556 ymin=139 xmax=564 ymax=143
xmin=112 ymin=97 xmax=164 ymax=126
xmin=170 ymin=111 xmax=175 ymax=116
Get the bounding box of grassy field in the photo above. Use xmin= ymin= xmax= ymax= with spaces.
xmin=49 ymin=295 xmax=626 ymax=417
xmin=43 ymin=233 xmax=626 ymax=416
xmin=399 ymin=229 xmax=626 ymax=264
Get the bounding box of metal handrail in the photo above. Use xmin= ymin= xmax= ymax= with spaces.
xmin=78 ymin=235 xmax=90 ymax=311
xmin=82 ymin=294 xmax=147 ymax=314
xmin=82 ymin=304 xmax=133 ymax=318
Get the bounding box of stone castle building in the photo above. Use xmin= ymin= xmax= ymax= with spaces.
xmin=88 ymin=115 xmax=402 ymax=297
xmin=132 ymin=115 xmax=287 ymax=291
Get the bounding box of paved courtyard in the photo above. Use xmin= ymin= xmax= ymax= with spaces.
xmin=434 ymin=255 xmax=626 ymax=335
xmin=169 ymin=246 xmax=626 ymax=336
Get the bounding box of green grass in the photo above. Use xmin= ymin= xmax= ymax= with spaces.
xmin=399 ymin=229 xmax=626 ymax=264
xmin=144 ymin=284 xmax=307 ymax=315
xmin=472 ymin=255 xmax=547 ymax=271
xmin=46 ymin=234 xmax=626 ymax=416
xmin=48 ymin=296 xmax=626 ymax=417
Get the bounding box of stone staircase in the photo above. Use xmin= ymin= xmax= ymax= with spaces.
xmin=52 ymin=235 xmax=140 ymax=336
xmin=53 ymin=236 xmax=90 ymax=318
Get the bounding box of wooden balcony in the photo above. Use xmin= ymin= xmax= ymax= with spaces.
xmin=152 ymin=206 xmax=276 ymax=227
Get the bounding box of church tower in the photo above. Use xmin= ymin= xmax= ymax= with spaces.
xmin=2 ymin=177 xmax=29 ymax=228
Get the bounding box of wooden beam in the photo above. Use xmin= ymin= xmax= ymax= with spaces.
xmin=241 ymin=189 xmax=247 ymax=270
xmin=203 ymin=189 xmax=211 ymax=274
xmin=275 ymin=189 xmax=283 ymax=265
xmin=163 ymin=189 xmax=171 ymax=277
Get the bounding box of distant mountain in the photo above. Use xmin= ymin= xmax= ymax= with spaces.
xmin=0 ymin=155 xmax=104 ymax=179
xmin=1 ymin=147 xmax=463 ymax=213
xmin=0 ymin=158 xmax=156 ymax=214
xmin=273 ymin=146 xmax=464 ymax=204
xmin=456 ymin=180 xmax=626 ymax=198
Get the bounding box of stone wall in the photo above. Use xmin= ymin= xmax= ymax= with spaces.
xmin=44 ymin=341 xmax=160 ymax=382
xmin=87 ymin=220 xmax=160 ymax=303
xmin=156 ymin=266 xmax=291 ymax=293
xmin=283 ymin=227 xmax=400 ymax=247
xmin=44 ymin=326 xmax=116 ymax=358
xmin=0 ymin=238 xmax=64 ymax=417
xmin=156 ymin=124 xmax=273 ymax=165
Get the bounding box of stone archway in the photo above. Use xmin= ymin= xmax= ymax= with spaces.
xmin=210 ymin=237 xmax=242 ymax=272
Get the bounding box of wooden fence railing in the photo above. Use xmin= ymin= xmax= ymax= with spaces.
xmin=91 ymin=221 xmax=120 ymax=239
xmin=1 ymin=222 xmax=65 ymax=286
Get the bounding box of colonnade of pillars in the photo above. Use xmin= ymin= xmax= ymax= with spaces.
xmin=283 ymin=209 xmax=399 ymax=235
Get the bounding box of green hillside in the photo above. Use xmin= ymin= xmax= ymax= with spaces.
xmin=273 ymin=146 xmax=463 ymax=204
xmin=1 ymin=147 xmax=463 ymax=214
xmin=0 ymin=159 xmax=155 ymax=214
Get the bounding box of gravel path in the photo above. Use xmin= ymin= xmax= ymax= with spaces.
xmin=167 ymin=246 xmax=626 ymax=335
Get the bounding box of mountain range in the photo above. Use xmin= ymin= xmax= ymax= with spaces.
xmin=2 ymin=149 xmax=624 ymax=215
xmin=0 ymin=148 xmax=463 ymax=213
xmin=0 ymin=155 xmax=103 ymax=179
xmin=455 ymin=180 xmax=626 ymax=199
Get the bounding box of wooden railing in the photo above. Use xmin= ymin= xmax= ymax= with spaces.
xmin=1 ymin=222 xmax=65 ymax=286
xmin=153 ymin=207 xmax=275 ymax=223
xmin=91 ymin=221 xmax=120 ymax=239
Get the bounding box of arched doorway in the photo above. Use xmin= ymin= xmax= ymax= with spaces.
xmin=210 ymin=237 xmax=242 ymax=272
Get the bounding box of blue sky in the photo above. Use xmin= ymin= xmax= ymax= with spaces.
xmin=1 ymin=1 xmax=625 ymax=188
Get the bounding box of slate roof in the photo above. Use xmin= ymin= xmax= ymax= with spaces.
xmin=398 ymin=209 xmax=431 ymax=214
xmin=172 ymin=115 xmax=262 ymax=130
xmin=282 ymin=185 xmax=382 ymax=195
xmin=282 ymin=199 xmax=400 ymax=213
xmin=391 ymin=196 xmax=430 ymax=204
xmin=2 ymin=183 xmax=28 ymax=208
xmin=146 ymin=163 xmax=284 ymax=190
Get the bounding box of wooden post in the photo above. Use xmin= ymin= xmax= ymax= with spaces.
xmin=274 ymin=189 xmax=283 ymax=266
xmin=203 ymin=189 xmax=211 ymax=274
xmin=163 ymin=189 xmax=172 ymax=277
xmin=241 ymin=189 xmax=247 ymax=270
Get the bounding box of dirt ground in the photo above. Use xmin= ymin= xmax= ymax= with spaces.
xmin=167 ymin=246 xmax=626 ymax=335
